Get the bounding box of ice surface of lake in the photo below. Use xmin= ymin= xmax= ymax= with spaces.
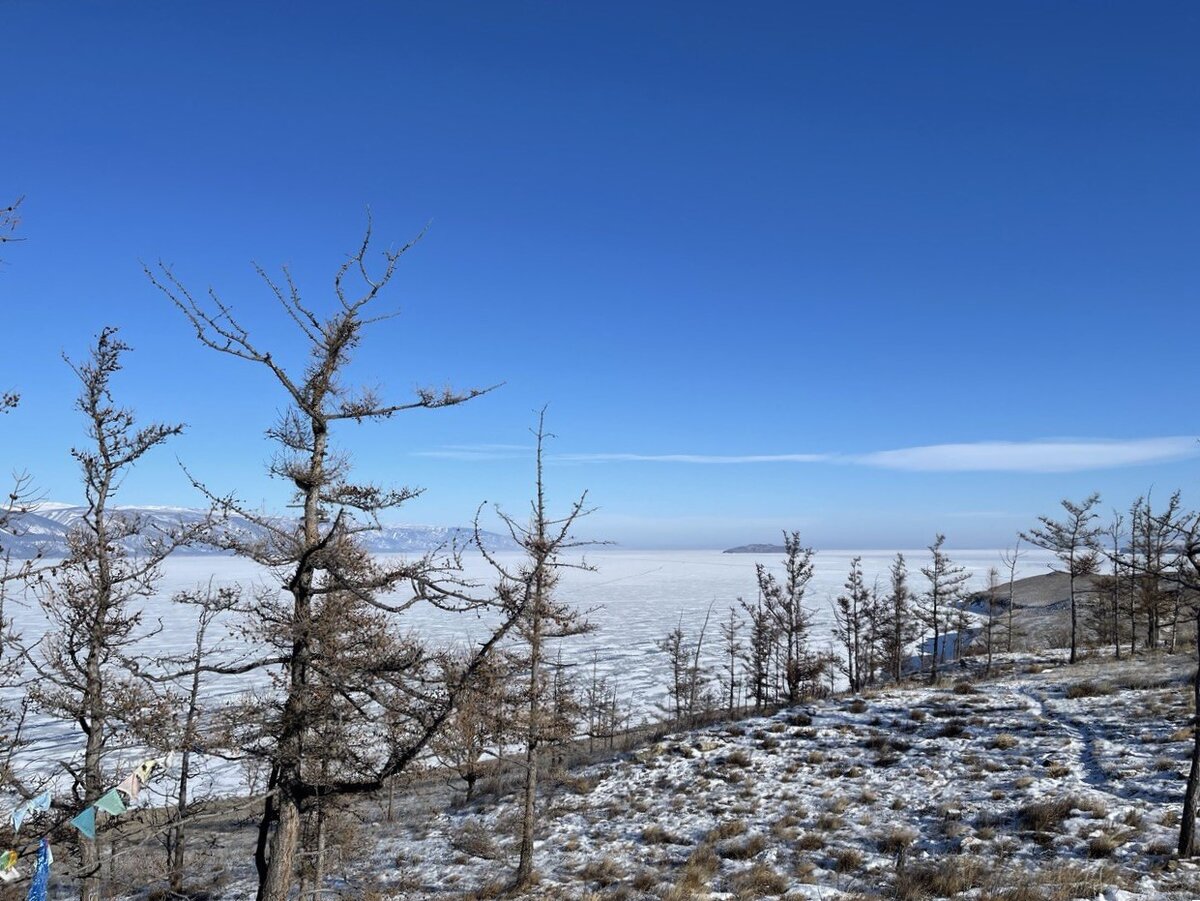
xmin=5 ymin=547 xmax=1057 ymax=797
xmin=10 ymin=546 xmax=1058 ymax=706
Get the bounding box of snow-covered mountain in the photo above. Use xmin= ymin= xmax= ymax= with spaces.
xmin=0 ymin=504 xmax=520 ymax=558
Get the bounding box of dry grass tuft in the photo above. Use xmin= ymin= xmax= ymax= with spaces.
xmin=731 ymin=861 xmax=789 ymax=898
xmin=1065 ymin=680 xmax=1114 ymax=699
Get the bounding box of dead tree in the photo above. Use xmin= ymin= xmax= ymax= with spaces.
xmin=156 ymin=583 xmax=240 ymax=895
xmin=657 ymin=607 xmax=714 ymax=726
xmin=999 ymin=538 xmax=1023 ymax=653
xmin=474 ymin=412 xmax=595 ymax=891
xmin=1023 ymin=494 xmax=1102 ymax=663
xmin=1103 ymin=512 xmax=1126 ymax=659
xmin=147 ymin=222 xmax=523 ymax=901
xmin=24 ymin=329 xmax=184 ymax=901
xmin=918 ymin=535 xmax=970 ymax=684
xmin=984 ymin=567 xmax=1001 ymax=675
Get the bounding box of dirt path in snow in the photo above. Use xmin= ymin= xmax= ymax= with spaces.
xmin=1016 ymin=685 xmax=1115 ymax=795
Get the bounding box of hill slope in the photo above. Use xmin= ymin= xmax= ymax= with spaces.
xmin=0 ymin=504 xmax=520 ymax=557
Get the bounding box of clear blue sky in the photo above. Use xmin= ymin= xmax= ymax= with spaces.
xmin=2 ymin=1 xmax=1197 ymax=548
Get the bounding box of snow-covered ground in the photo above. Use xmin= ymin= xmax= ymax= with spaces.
xmin=322 ymin=651 xmax=1200 ymax=900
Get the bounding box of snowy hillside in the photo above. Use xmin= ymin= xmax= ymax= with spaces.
xmin=245 ymin=652 xmax=1198 ymax=900
xmin=0 ymin=504 xmax=520 ymax=558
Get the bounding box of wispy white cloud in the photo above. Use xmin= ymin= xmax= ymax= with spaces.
xmin=414 ymin=444 xmax=532 ymax=461
xmin=555 ymin=452 xmax=833 ymax=464
xmin=415 ymin=437 xmax=1200 ymax=473
xmin=851 ymin=437 xmax=1200 ymax=473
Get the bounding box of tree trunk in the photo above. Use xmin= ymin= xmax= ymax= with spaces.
xmin=1113 ymin=582 xmax=1121 ymax=661
xmin=255 ymin=766 xmax=279 ymax=892
xmin=929 ymin=596 xmax=940 ymax=685
xmin=312 ymin=799 xmax=326 ymax=901
xmin=1178 ymin=632 xmax=1200 ymax=857
xmin=1008 ymin=577 xmax=1016 ymax=653
xmin=170 ymin=745 xmax=191 ymax=895
xmin=81 ymin=637 xmax=105 ymax=901
xmin=259 ymin=793 xmax=302 ymax=901
xmin=1068 ymin=571 xmax=1078 ymax=664
xmin=514 ymin=568 xmax=544 ymax=888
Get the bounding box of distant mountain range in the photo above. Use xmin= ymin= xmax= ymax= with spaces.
xmin=0 ymin=504 xmax=520 ymax=558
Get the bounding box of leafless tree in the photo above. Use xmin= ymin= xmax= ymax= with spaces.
xmin=879 ymin=553 xmax=917 ymax=682
xmin=657 ymin=605 xmax=714 ymax=727
xmin=1134 ymin=507 xmax=1200 ymax=855
xmin=832 ymin=557 xmax=870 ymax=692
xmin=1022 ymin=494 xmax=1102 ymax=663
xmin=432 ymin=649 xmax=503 ymax=804
xmin=153 ymin=583 xmax=240 ymax=895
xmin=146 ymin=222 xmax=523 ymax=901
xmin=24 ymin=329 xmax=185 ymax=901
xmin=1103 ymin=511 xmax=1126 ymax=659
xmin=918 ymin=535 xmax=970 ymax=684
xmin=999 ymin=539 xmax=1023 ymax=653
xmin=0 ymin=460 xmax=41 ymax=786
xmin=474 ymin=411 xmax=596 ymax=890
xmin=738 ymin=593 xmax=775 ymax=710
xmin=1130 ymin=493 xmax=1184 ymax=652
xmin=718 ymin=606 xmax=743 ymax=715
xmin=581 ymin=650 xmax=625 ymax=754
xmin=984 ymin=566 xmax=1001 ymax=675
xmin=755 ymin=533 xmax=816 ymax=704
xmin=0 ymin=196 xmax=22 ymax=256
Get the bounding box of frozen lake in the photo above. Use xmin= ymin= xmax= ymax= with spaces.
xmin=5 ymin=547 xmax=1057 ymax=797
xmin=9 ymin=546 xmax=1058 ymax=705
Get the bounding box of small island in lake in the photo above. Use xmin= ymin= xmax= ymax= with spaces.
xmin=722 ymin=543 xmax=787 ymax=554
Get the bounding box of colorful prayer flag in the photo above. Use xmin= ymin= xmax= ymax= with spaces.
xmin=70 ymin=806 xmax=96 ymax=840
xmin=28 ymin=791 xmax=50 ymax=813
xmin=94 ymin=789 xmax=125 ymax=816
xmin=116 ymin=772 xmax=141 ymax=801
xmin=9 ymin=789 xmax=51 ymax=835
xmin=25 ymin=838 xmax=49 ymax=901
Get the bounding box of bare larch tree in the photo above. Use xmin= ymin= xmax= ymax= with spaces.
xmin=832 ymin=556 xmax=870 ymax=692
xmin=25 ymin=329 xmax=183 ymax=901
xmin=757 ymin=532 xmax=816 ymax=704
xmin=918 ymin=535 xmax=970 ymax=684
xmin=1129 ymin=492 xmax=1182 ymax=652
xmin=147 ymin=222 xmax=522 ymax=901
xmin=879 ymin=553 xmax=917 ymax=682
xmin=474 ymin=412 xmax=595 ymax=890
xmin=1131 ymin=504 xmax=1200 ymax=856
xmin=999 ymin=538 xmax=1023 ymax=653
xmin=1022 ymin=493 xmax=1102 ymax=664
xmin=718 ymin=606 xmax=743 ymax=715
